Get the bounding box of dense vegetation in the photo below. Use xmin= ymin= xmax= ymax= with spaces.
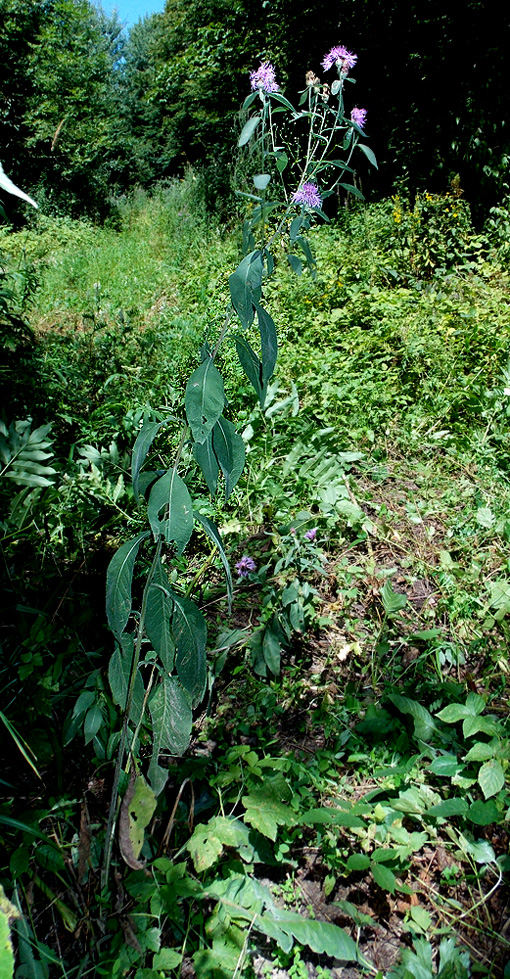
xmin=2 ymin=2 xmax=510 ymax=978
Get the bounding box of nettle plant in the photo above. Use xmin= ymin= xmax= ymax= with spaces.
xmin=101 ymin=46 xmax=377 ymax=882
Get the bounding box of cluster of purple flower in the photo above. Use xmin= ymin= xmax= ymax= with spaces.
xmin=291 ymin=182 xmax=322 ymax=209
xmin=321 ymin=45 xmax=357 ymax=74
xmin=250 ymin=62 xmax=279 ymax=94
xmin=351 ymin=107 xmax=367 ymax=130
xmin=235 ymin=555 xmax=257 ymax=578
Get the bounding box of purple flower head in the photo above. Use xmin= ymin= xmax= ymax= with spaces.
xmin=304 ymin=528 xmax=318 ymax=541
xmin=235 ymin=555 xmax=257 ymax=578
xmin=291 ymin=182 xmax=322 ymax=209
xmin=250 ymin=62 xmax=279 ymax=93
xmin=322 ymin=45 xmax=357 ymax=74
xmin=351 ymin=107 xmax=367 ymax=130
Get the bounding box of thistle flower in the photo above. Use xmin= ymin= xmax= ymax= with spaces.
xmin=304 ymin=528 xmax=318 ymax=541
xmin=291 ymin=182 xmax=322 ymax=209
xmin=351 ymin=107 xmax=367 ymax=130
xmin=250 ymin=62 xmax=279 ymax=93
xmin=235 ymin=555 xmax=256 ymax=578
xmin=322 ymin=45 xmax=357 ymax=74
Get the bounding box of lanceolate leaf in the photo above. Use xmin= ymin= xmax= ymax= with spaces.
xmin=212 ymin=416 xmax=245 ymax=500
xmin=147 ymin=470 xmax=194 ymax=553
xmin=108 ymin=634 xmax=146 ymax=723
xmin=131 ymin=420 xmax=165 ymax=503
xmin=194 ymin=510 xmax=233 ymax=610
xmin=169 ymin=590 xmax=207 ymax=707
xmin=235 ymin=335 xmax=265 ymax=406
xmin=185 ymin=358 xmax=225 ymax=444
xmin=229 ymin=250 xmax=263 ymax=330
xmin=193 ymin=432 xmax=219 ymax=497
xmin=149 ymin=676 xmax=193 ymax=759
xmin=106 ymin=532 xmax=149 ymax=641
xmin=145 ymin=562 xmax=175 ymax=671
xmin=255 ymin=304 xmax=278 ymax=384
xmin=119 ymin=772 xmax=157 ymax=870
xmin=238 ymin=114 xmax=260 ymax=147
xmin=358 ymin=143 xmax=378 ymax=169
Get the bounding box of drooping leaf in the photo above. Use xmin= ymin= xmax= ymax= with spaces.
xmin=238 ymin=114 xmax=260 ymax=147
xmin=388 ymin=693 xmax=437 ymax=741
xmin=193 ymin=510 xmax=233 ymax=610
xmin=119 ymin=772 xmax=157 ymax=870
xmin=185 ymin=358 xmax=225 ymax=444
xmin=149 ymin=676 xmax=192 ymax=761
xmin=287 ymin=254 xmax=303 ymax=275
xmin=108 ymin=634 xmax=145 ymax=724
xmin=235 ymin=335 xmax=265 ymax=405
xmin=212 ymin=416 xmax=245 ymax=500
xmin=339 ymin=182 xmax=365 ymax=199
xmin=169 ymin=590 xmax=207 ymax=707
xmin=193 ymin=432 xmax=219 ymax=497
xmin=229 ymin=250 xmax=263 ymax=331
xmin=131 ymin=420 xmax=165 ymax=503
xmin=106 ymin=532 xmax=149 ymax=641
xmin=255 ymin=304 xmax=278 ymax=384
xmin=145 ymin=561 xmax=175 ymax=671
xmin=268 ymin=908 xmax=358 ymax=961
xmin=147 ymin=470 xmax=193 ymax=553
xmin=358 ymin=143 xmax=378 ymax=169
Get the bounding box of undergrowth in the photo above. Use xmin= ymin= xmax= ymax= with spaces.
xmin=2 ymin=176 xmax=510 ymax=978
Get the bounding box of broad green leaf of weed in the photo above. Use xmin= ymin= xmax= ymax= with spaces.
xmin=371 ymin=861 xmax=396 ymax=894
xmin=381 ymin=579 xmax=407 ymax=614
xmin=242 ymin=783 xmax=292 ymax=840
xmin=187 ymin=817 xmax=251 ymax=872
xmin=185 ymin=358 xmax=225 ymax=444
xmin=468 ymin=799 xmax=501 ymax=825
xmin=388 ymin=694 xmax=437 ymax=741
xmin=478 ymin=758 xmax=505 ymax=799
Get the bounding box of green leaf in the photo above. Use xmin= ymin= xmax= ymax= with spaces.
xmin=426 ymin=798 xmax=469 ymax=819
xmin=147 ymin=470 xmax=193 ymax=553
xmin=299 ymin=809 xmax=365 ymax=829
xmin=262 ymin=621 xmax=281 ymax=676
xmin=253 ymin=173 xmax=271 ymax=190
xmin=463 ymin=741 xmax=496 ymax=762
xmin=269 ymin=910 xmax=358 ymax=961
xmin=371 ymin=861 xmax=396 ymax=894
xmin=235 ymin=334 xmax=265 ymax=405
xmin=84 ymin=704 xmax=103 ymax=745
xmin=276 ymin=152 xmax=288 ymax=173
xmin=339 ymin=182 xmax=365 ymax=199
xmin=358 ymin=143 xmax=378 ymax=169
xmin=346 ymin=853 xmax=371 ymax=871
xmin=187 ymin=816 xmax=251 ymax=871
xmin=268 ymin=91 xmax=298 ymax=113
xmin=145 ymin=562 xmax=175 ymax=671
xmin=436 ymin=703 xmax=470 ymax=723
xmin=468 ymin=800 xmax=501 ymax=825
xmin=185 ymin=358 xmax=225 ymax=445
xmin=478 ymin=759 xmax=505 ymax=799
xmin=229 ymin=250 xmax=263 ymax=330
xmin=242 ymin=784 xmax=291 ymax=840
xmin=212 ymin=416 xmax=245 ymax=500
xmin=106 ymin=532 xmax=149 ymax=641
xmin=193 ymin=431 xmax=219 ymax=497
xmin=149 ymin=676 xmax=192 ymax=759
xmin=287 ymin=254 xmax=303 ymax=275
xmin=119 ymin=774 xmax=157 ymax=868
xmin=108 ymin=635 xmax=145 ymax=723
xmin=429 ymin=754 xmax=461 ymax=776
xmin=131 ymin=420 xmax=165 ymax=503
xmin=381 ymin=578 xmax=407 ymax=614
xmin=193 ymin=510 xmax=233 ymax=610
xmin=255 ymin=304 xmax=278 ymax=384
xmin=170 ymin=591 xmax=207 ymax=707
xmin=238 ymin=114 xmax=260 ymax=147
xmin=388 ymin=693 xmax=437 ymax=741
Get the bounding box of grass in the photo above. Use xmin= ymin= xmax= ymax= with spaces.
xmin=2 ymin=179 xmax=510 ymax=978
